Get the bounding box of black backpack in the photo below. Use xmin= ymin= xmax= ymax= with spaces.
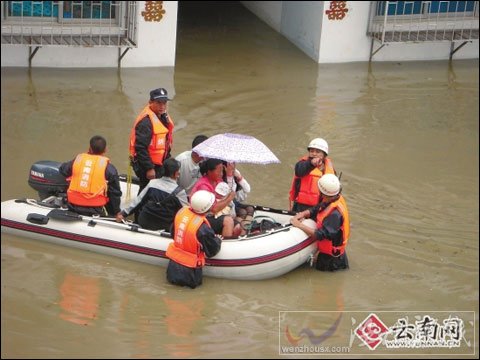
xmin=247 ymin=216 xmax=282 ymax=234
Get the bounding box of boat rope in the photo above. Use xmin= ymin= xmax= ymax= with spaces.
xmin=25 ymin=198 xmax=58 ymax=209
xmin=126 ymin=159 xmax=133 ymax=203
xmin=121 ymin=218 xmax=134 ymax=225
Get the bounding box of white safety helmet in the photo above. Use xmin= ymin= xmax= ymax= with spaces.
xmin=190 ymin=190 xmax=215 ymax=214
xmin=317 ymin=174 xmax=341 ymax=197
xmin=308 ymin=138 xmax=329 ymax=155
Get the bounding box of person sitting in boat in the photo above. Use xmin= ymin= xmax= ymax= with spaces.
xmin=175 ymin=134 xmax=209 ymax=195
xmin=190 ymin=158 xmax=242 ymax=238
xmin=213 ymin=182 xmax=234 ymax=217
xmin=223 ymin=161 xmax=254 ymax=230
xmin=59 ymin=135 xmax=122 ymax=217
xmin=213 ymin=182 xmax=247 ymax=237
xmin=289 ymin=138 xmax=336 ymax=213
xmin=166 ymin=190 xmax=222 ymax=289
xmin=290 ymin=174 xmax=350 ymax=272
xmin=116 ymin=158 xmax=188 ymax=232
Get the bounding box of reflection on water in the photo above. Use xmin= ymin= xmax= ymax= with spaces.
xmin=283 ymin=277 xmax=346 ymax=349
xmin=1 ymin=2 xmax=479 ymax=358
xmin=59 ymin=273 xmax=100 ymax=326
xmin=163 ymin=296 xmax=203 ymax=357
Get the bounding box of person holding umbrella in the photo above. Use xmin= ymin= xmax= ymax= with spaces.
xmin=190 ymin=158 xmax=242 ymax=238
xmin=223 ymin=161 xmax=254 ymax=230
xmin=190 ymin=133 xmax=280 ymax=236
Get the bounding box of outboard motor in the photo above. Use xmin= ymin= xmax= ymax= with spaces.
xmin=28 ymin=161 xmax=69 ymax=200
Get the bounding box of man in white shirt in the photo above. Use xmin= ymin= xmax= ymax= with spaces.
xmin=175 ymin=135 xmax=208 ymax=195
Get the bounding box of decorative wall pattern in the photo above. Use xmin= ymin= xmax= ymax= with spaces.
xmin=326 ymin=1 xmax=349 ymax=20
xmin=142 ymin=1 xmax=166 ymax=22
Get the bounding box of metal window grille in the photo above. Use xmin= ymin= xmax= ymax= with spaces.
xmin=1 ymin=1 xmax=137 ymax=47
xmin=368 ymin=1 xmax=479 ymax=43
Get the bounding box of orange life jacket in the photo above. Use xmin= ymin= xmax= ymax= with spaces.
xmin=289 ymin=156 xmax=335 ymax=206
xmin=129 ymin=105 xmax=174 ymax=165
xmin=67 ymin=153 xmax=109 ymax=207
xmin=166 ymin=207 xmax=209 ymax=268
xmin=316 ymin=195 xmax=350 ymax=256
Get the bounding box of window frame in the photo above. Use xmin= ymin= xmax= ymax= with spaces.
xmin=1 ymin=1 xmax=125 ymax=38
xmin=375 ymin=1 xmax=478 ymax=19
xmin=2 ymin=1 xmax=121 ymax=25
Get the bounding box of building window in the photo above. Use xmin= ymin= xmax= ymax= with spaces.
xmin=1 ymin=1 xmax=137 ymax=47
xmin=376 ymin=1 xmax=476 ymax=16
xmin=7 ymin=1 xmax=117 ymax=20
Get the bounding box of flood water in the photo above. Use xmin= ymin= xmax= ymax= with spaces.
xmin=1 ymin=2 xmax=478 ymax=358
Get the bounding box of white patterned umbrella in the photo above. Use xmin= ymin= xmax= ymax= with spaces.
xmin=192 ymin=133 xmax=280 ymax=164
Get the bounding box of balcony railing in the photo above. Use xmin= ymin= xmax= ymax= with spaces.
xmin=367 ymin=1 xmax=479 ymax=60
xmin=1 ymin=1 xmax=137 ymax=48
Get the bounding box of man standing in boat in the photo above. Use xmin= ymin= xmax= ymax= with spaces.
xmin=290 ymin=174 xmax=350 ymax=272
xmin=59 ymin=135 xmax=122 ymax=217
xmin=166 ymin=190 xmax=222 ymax=289
xmin=289 ymin=138 xmax=336 ymax=212
xmin=129 ymin=87 xmax=175 ymax=194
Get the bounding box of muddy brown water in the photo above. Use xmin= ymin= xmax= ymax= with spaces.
xmin=1 ymin=2 xmax=478 ymax=358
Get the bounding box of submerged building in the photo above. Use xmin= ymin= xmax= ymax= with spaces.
xmin=1 ymin=1 xmax=478 ymax=67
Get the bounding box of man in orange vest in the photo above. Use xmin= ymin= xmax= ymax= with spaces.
xmin=289 ymin=138 xmax=336 ymax=212
xmin=290 ymin=174 xmax=350 ymax=272
xmin=60 ymin=135 xmax=122 ymax=217
xmin=166 ymin=190 xmax=222 ymax=289
xmin=129 ymin=87 xmax=175 ymax=193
